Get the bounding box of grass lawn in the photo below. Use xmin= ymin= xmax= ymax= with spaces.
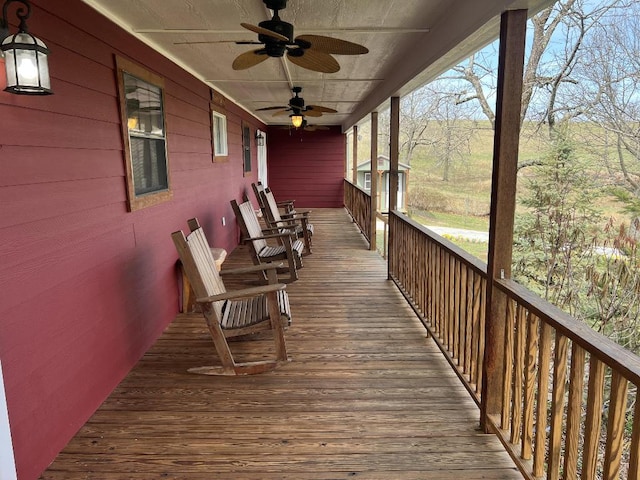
xmin=411 ymin=210 xmax=489 ymax=231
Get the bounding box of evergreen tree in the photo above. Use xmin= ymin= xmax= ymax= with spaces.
xmin=513 ymin=132 xmax=603 ymax=317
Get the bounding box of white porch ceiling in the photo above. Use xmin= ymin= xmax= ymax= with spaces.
xmin=82 ymin=0 xmax=555 ymax=131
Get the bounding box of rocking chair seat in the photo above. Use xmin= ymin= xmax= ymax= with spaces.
xmin=259 ymin=239 xmax=305 ymax=260
xmin=221 ymin=289 xmax=291 ymax=330
xmin=293 ymin=222 xmax=314 ymax=237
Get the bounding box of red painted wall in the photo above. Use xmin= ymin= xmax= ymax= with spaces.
xmin=265 ymin=126 xmax=346 ymax=208
xmin=0 ymin=1 xmax=264 ymax=477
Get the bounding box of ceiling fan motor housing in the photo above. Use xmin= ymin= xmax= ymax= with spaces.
xmin=289 ymin=96 xmax=304 ymax=109
xmin=289 ymin=86 xmax=305 ymax=108
xmin=263 ymin=0 xmax=288 ymax=11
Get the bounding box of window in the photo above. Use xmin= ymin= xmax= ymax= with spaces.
xmin=212 ymin=111 xmax=228 ymax=157
xmin=242 ymin=122 xmax=251 ymax=174
xmin=364 ymin=172 xmax=371 ymax=190
xmin=116 ymin=56 xmax=171 ymax=211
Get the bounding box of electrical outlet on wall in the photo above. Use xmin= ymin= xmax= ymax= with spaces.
xmin=221 ymin=217 xmax=226 ymax=226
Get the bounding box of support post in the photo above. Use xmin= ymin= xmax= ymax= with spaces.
xmin=351 ymin=125 xmax=358 ymax=184
xmin=389 ymin=96 xmax=400 ymax=212
xmin=481 ymin=9 xmax=527 ymax=431
xmin=370 ymin=111 xmax=379 ymax=251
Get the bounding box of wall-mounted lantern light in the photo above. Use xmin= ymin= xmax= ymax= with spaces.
xmin=255 ymin=131 xmax=265 ymax=147
xmin=290 ymin=114 xmax=303 ymax=128
xmin=0 ymin=0 xmax=52 ymax=95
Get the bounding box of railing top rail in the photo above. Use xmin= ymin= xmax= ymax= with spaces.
xmin=496 ymin=277 xmax=640 ymax=386
xmin=343 ymin=178 xmax=370 ymax=195
xmin=389 ymin=210 xmax=487 ymax=276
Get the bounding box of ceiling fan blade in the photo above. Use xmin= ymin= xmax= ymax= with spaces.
xmin=174 ymin=40 xmax=261 ymax=45
xmin=241 ymin=23 xmax=289 ymax=42
xmin=232 ymin=49 xmax=269 ymax=70
xmin=307 ymin=105 xmax=338 ymax=114
xmin=256 ymin=106 xmax=289 ymax=111
xmin=273 ymin=109 xmax=292 ymax=116
xmin=296 ymin=35 xmax=369 ymax=55
xmin=286 ymin=49 xmax=340 ymax=73
xmin=304 ymin=109 xmax=323 ymax=117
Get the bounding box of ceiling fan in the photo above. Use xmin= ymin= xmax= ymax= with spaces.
xmin=231 ymin=0 xmax=368 ymax=73
xmin=256 ymin=86 xmax=337 ymax=118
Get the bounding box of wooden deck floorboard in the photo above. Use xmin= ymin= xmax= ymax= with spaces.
xmin=40 ymin=208 xmax=521 ymax=480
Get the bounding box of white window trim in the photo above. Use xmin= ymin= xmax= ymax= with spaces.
xmin=364 ymin=172 xmax=371 ymax=190
xmin=212 ymin=111 xmax=228 ymax=157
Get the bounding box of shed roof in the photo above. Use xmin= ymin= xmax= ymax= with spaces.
xmin=357 ymin=155 xmax=411 ymax=172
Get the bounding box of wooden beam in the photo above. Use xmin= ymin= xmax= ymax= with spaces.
xmin=370 ymin=111 xmax=379 ymax=251
xmin=389 ymin=96 xmax=400 ymax=212
xmin=352 ymin=125 xmax=358 ymax=184
xmin=481 ymin=9 xmax=527 ymax=430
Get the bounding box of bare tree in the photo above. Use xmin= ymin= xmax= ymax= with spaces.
xmin=398 ymin=88 xmax=437 ymax=165
xmin=453 ymin=0 xmax=628 ymax=136
xmin=427 ymin=83 xmax=477 ymax=181
xmin=575 ymin=1 xmax=640 ymax=197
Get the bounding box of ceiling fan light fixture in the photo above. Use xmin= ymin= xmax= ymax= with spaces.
xmin=290 ymin=114 xmax=303 ymax=128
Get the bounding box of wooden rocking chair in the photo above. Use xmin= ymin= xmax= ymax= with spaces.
xmin=171 ymin=224 xmax=290 ymax=375
xmin=259 ymin=188 xmax=314 ymax=255
xmin=231 ymin=199 xmax=305 ymax=283
xmin=252 ymin=182 xmax=295 ymax=215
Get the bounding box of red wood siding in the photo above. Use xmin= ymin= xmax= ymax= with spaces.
xmin=266 ymin=126 xmax=346 ymax=208
xmin=0 ymin=1 xmax=264 ymax=478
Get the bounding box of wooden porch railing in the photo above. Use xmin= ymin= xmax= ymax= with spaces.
xmin=490 ymin=278 xmax=640 ymax=480
xmin=388 ymin=211 xmax=487 ymax=403
xmin=343 ymin=179 xmax=371 ymax=243
xmin=388 ymin=209 xmax=640 ymax=480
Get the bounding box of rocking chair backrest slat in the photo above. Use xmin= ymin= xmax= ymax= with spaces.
xmin=263 ymin=190 xmax=284 ymax=226
xmin=172 ymin=228 xmax=225 ymax=320
xmin=252 ymin=182 xmax=267 ymax=210
xmin=238 ymin=200 xmax=268 ymax=253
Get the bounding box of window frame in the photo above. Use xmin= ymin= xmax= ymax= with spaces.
xmin=212 ymin=109 xmax=228 ymax=159
xmin=364 ymin=172 xmax=372 ymax=190
xmin=242 ymin=122 xmax=252 ymax=175
xmin=115 ymin=56 xmax=172 ymax=211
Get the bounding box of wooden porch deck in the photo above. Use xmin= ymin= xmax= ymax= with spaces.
xmin=40 ymin=208 xmax=521 ymax=480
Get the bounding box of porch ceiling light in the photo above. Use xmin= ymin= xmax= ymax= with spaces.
xmin=290 ymin=114 xmax=303 ymax=128
xmin=0 ymin=0 xmax=52 ymax=95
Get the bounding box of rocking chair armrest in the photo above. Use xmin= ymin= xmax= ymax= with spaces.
xmin=281 ymin=212 xmax=310 ymax=220
xmin=273 ymin=218 xmax=302 ymax=226
xmin=220 ymin=262 xmax=284 ymax=276
xmin=196 ymin=283 xmax=286 ymax=303
xmin=276 ymin=200 xmax=295 ymax=207
xmin=243 ymin=231 xmax=293 ymax=241
xmin=260 ymin=226 xmax=284 ymax=233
